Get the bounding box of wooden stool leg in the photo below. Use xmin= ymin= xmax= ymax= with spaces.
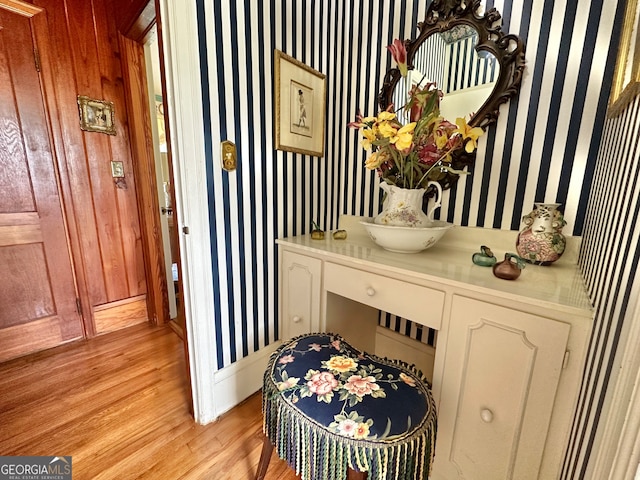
xmin=255 ymin=435 xmax=274 ymax=480
xmin=347 ymin=467 xmax=367 ymax=479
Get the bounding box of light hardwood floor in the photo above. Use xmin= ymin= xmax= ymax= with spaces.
xmin=0 ymin=323 xmax=298 ymax=480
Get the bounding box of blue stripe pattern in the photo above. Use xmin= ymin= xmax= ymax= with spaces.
xmin=443 ymin=35 xmax=498 ymax=93
xmin=195 ymin=0 xmax=225 ymax=368
xmin=559 ymin=0 xmax=629 ymax=476
xmin=194 ymin=0 xmax=628 ymax=475
xmin=565 ymin=95 xmax=640 ymax=478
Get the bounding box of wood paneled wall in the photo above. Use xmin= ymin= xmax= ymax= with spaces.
xmin=33 ymin=0 xmax=148 ymax=333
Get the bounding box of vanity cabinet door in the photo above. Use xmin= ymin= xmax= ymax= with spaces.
xmin=280 ymin=251 xmax=322 ymax=340
xmin=433 ymin=296 xmax=570 ymax=480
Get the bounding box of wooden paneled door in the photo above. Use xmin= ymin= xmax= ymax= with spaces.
xmin=0 ymin=7 xmax=84 ymax=362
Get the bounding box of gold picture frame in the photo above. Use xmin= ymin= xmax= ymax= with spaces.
xmin=608 ymin=0 xmax=640 ymax=118
xmin=77 ymin=95 xmax=116 ymax=135
xmin=274 ymin=50 xmax=326 ymax=157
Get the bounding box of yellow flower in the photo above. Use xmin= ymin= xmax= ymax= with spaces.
xmin=364 ymin=152 xmax=383 ymax=170
xmin=391 ymin=122 xmax=416 ymax=150
xmin=435 ymin=134 xmax=448 ymax=149
xmin=434 ymin=125 xmax=450 ymax=149
xmin=361 ymin=128 xmax=377 ymax=150
xmin=377 ymin=121 xmax=397 ymax=139
xmin=455 ymin=117 xmax=484 ymax=153
xmin=324 ymin=355 xmax=358 ymax=373
xmin=377 ymin=111 xmax=396 ymax=122
xmin=353 ymin=422 xmax=370 ymax=439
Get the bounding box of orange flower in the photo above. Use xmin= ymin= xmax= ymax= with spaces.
xmin=399 ymin=372 xmax=416 ymax=387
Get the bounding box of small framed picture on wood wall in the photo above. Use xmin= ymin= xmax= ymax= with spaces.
xmin=77 ymin=95 xmax=116 ymax=135
xmin=274 ymin=50 xmax=326 ymax=157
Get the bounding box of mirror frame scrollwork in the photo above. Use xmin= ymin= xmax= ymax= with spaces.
xmin=379 ymin=0 xmax=526 ymax=130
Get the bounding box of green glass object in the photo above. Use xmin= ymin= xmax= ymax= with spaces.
xmin=472 ymin=245 xmax=497 ymax=266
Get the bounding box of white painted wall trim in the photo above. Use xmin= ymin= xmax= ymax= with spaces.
xmin=157 ymin=0 xmax=218 ymax=424
xmin=213 ymin=341 xmax=281 ymax=416
xmin=589 ymin=296 xmax=640 ymax=479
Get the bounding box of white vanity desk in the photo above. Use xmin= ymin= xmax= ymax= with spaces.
xmin=276 ymin=216 xmax=593 ymax=480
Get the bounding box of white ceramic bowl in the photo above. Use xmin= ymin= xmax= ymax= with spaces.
xmin=360 ymin=220 xmax=454 ymax=253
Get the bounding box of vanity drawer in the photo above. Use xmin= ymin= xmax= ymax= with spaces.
xmin=324 ymin=262 xmax=444 ymax=330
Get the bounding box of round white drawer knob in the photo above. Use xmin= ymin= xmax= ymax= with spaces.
xmin=292 ymin=316 xmax=302 ymax=323
xmin=480 ymin=409 xmax=494 ymax=423
xmin=366 ymin=287 xmax=376 ymax=296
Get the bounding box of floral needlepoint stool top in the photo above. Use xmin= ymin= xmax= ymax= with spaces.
xmin=262 ymin=333 xmax=437 ymax=480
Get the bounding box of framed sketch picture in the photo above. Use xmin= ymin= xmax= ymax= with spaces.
xmin=77 ymin=95 xmax=116 ymax=135
xmin=274 ymin=50 xmax=326 ymax=157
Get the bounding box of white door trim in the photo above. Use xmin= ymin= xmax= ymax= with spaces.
xmin=157 ymin=0 xmax=218 ymax=424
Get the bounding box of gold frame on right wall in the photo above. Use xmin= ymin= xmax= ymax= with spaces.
xmin=609 ymin=0 xmax=640 ymax=117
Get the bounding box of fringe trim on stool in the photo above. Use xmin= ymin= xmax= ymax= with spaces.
xmin=262 ymin=332 xmax=437 ymax=480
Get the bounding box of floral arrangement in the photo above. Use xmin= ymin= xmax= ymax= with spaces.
xmin=348 ymin=39 xmax=484 ymax=190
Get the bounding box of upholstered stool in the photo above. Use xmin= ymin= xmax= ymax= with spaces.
xmin=255 ymin=333 xmax=437 ymax=480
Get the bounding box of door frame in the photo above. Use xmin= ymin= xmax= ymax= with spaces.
xmin=116 ymin=0 xmax=205 ymax=417
xmin=118 ymin=33 xmax=171 ymax=328
xmin=153 ymin=0 xmax=219 ymax=423
xmin=116 ymin=2 xmax=186 ymax=333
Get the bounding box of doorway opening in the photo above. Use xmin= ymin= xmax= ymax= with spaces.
xmin=144 ymin=26 xmax=184 ymax=337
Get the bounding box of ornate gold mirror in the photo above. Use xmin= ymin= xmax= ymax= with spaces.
xmin=378 ymin=0 xmax=526 ymax=191
xmin=608 ymin=0 xmax=640 ymax=118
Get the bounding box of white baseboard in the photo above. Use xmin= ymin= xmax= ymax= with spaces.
xmin=211 ymin=341 xmax=281 ymax=418
xmin=375 ymin=326 xmax=435 ymax=383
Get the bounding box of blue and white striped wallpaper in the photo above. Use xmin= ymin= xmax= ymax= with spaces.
xmin=442 ymin=34 xmax=499 ymax=94
xmin=413 ymin=32 xmax=446 ymax=89
xmin=194 ymin=0 xmax=630 ymax=476
xmin=563 ymin=100 xmax=640 ymax=477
